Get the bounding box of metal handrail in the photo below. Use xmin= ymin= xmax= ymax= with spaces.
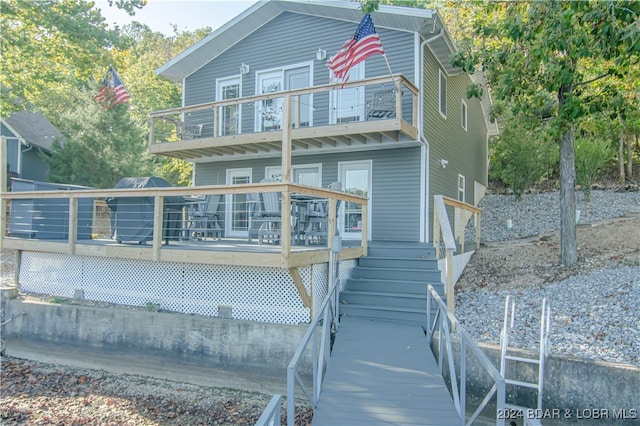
xmin=281 ymin=249 xmax=340 ymax=426
xmin=255 ymin=394 xmax=283 ymax=426
xmin=426 ymin=284 xmax=506 ymax=426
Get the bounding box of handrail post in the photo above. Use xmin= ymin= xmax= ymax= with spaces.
xmin=287 ymin=366 xmax=295 ymax=426
xmin=213 ymin=105 xmax=219 ymax=138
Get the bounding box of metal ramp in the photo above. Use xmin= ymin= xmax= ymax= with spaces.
xmin=500 ymin=296 xmax=551 ymax=426
xmin=311 ymin=317 xmax=460 ymax=425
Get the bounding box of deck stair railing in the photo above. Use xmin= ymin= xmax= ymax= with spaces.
xmin=433 ymin=195 xmax=481 ymax=315
xmin=257 ymin=248 xmax=341 ymax=426
xmin=426 ymin=284 xmax=506 ymax=426
xmin=499 ymin=296 xmax=550 ymax=426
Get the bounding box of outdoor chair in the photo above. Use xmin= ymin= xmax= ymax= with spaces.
xmin=188 ymin=194 xmax=222 ymax=240
xmin=304 ymin=181 xmax=343 ymax=245
xmin=366 ymin=89 xmax=396 ymax=119
xmin=257 ymin=178 xmax=282 ymax=245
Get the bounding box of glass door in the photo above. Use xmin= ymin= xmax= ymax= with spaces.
xmin=330 ymin=62 xmax=364 ymax=124
xmin=338 ymin=160 xmax=372 ymax=240
xmin=225 ymin=168 xmax=252 ymax=237
xmin=284 ymin=65 xmax=312 ymax=127
xmin=256 ymin=71 xmax=283 ymax=131
xmin=216 ymin=76 xmax=241 ymax=136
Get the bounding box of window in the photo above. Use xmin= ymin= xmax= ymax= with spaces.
xmin=458 ymin=174 xmax=466 ymax=203
xmin=461 ymin=100 xmax=467 ymax=131
xmin=265 ymin=163 xmax=322 ymax=187
xmin=439 ymin=69 xmax=447 ymax=118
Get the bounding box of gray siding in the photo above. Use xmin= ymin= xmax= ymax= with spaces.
xmin=422 ymin=45 xmax=488 ymax=224
xmin=194 ymin=146 xmax=422 ymax=242
xmin=184 ymin=12 xmax=416 ymax=133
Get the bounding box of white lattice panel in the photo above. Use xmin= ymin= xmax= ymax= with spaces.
xmin=18 ymin=252 xmax=317 ymax=324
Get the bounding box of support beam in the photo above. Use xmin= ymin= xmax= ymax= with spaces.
xmin=288 ymin=267 xmax=312 ymax=310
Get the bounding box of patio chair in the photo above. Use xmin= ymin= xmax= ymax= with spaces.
xmin=257 ymin=179 xmax=282 ymax=244
xmin=366 ymin=89 xmax=396 ymax=119
xmin=304 ymin=181 xmax=343 ymax=245
xmin=188 ymin=194 xmax=222 ymax=240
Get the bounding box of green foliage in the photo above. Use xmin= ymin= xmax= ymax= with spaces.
xmin=575 ymin=137 xmax=614 ymax=201
xmin=490 ymin=119 xmax=558 ymax=200
xmin=45 ymin=89 xmax=153 ymax=188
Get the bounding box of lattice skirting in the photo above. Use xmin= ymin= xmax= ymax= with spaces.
xmin=18 ymin=252 xmax=357 ymax=325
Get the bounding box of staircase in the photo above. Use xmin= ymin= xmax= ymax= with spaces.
xmin=340 ymin=242 xmax=445 ymax=324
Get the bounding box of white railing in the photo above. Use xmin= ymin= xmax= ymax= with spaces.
xmin=426 ymin=284 xmax=506 ymax=426
xmin=255 ymin=394 xmax=283 ymax=426
xmin=254 ymin=249 xmax=340 ymax=426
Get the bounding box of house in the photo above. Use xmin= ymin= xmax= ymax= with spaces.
xmin=1 ymin=111 xmax=65 ymax=186
xmin=152 ymin=0 xmax=494 ymax=244
xmin=1 ymin=0 xmax=492 ymax=328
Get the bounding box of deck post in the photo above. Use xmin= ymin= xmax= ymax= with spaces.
xmin=213 ymin=105 xmax=219 ymax=138
xmin=281 ymin=95 xmax=292 ymax=183
xmin=361 ymin=202 xmax=368 ymax=255
xmin=152 ymin=195 xmax=163 ymax=261
xmin=68 ymin=198 xmax=78 ymax=255
xmin=327 ymin=198 xmax=337 ymax=251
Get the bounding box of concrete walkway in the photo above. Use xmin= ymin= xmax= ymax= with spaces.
xmin=312 ymin=317 xmax=460 ymax=425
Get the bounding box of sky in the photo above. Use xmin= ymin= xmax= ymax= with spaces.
xmin=96 ymin=0 xmax=259 ymax=36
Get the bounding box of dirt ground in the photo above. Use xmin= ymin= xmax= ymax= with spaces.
xmin=456 ymin=215 xmax=640 ymax=292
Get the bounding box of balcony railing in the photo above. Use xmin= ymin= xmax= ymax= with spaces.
xmin=0 ymin=181 xmax=368 ymax=269
xmin=148 ymin=74 xmax=419 ymax=161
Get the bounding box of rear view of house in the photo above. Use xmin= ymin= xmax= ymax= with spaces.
xmin=152 ymin=0 xmax=492 ymax=244
xmin=2 ymin=0 xmax=491 ymax=337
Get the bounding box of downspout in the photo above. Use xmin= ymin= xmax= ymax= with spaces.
xmin=418 ymin=28 xmax=444 ymax=243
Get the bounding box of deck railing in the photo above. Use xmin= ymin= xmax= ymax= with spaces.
xmin=426 ymin=284 xmax=506 ymax=426
xmin=0 ymin=181 xmax=368 ymax=269
xmin=148 ymin=74 xmax=419 ymax=148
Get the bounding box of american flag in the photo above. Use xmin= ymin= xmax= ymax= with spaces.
xmin=94 ymin=66 xmax=131 ymax=108
xmin=327 ymin=14 xmax=384 ymax=83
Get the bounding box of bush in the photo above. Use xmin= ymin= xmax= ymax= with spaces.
xmin=489 ymin=125 xmax=557 ymax=200
xmin=575 ymin=137 xmax=613 ymax=201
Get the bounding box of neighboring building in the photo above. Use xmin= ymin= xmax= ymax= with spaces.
xmin=1 ymin=111 xmax=65 ymax=185
xmin=152 ymin=0 xmax=496 ymax=243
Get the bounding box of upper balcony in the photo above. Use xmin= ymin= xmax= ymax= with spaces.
xmin=148 ymin=75 xmax=419 ymax=162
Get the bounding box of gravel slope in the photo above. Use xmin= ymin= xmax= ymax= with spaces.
xmin=456 ymin=189 xmax=640 ymax=366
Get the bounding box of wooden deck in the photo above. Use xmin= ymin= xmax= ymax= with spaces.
xmin=312 ymin=317 xmax=460 ymax=425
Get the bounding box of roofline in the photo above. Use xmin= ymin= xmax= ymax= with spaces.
xmin=156 ymin=0 xmax=442 ymax=81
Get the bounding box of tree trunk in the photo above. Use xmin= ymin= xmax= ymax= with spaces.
xmin=558 ymin=85 xmax=577 ymax=267
xmin=626 ymin=132 xmax=633 ymax=181
xmin=618 ymin=113 xmax=626 ymax=183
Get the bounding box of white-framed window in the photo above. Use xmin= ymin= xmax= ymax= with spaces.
xmin=461 ymin=99 xmax=467 ymax=131
xmin=458 ymin=174 xmax=466 ymax=203
xmin=439 ymin=69 xmax=447 ymax=118
xmin=216 ymin=75 xmax=241 ymax=136
xmin=265 ymin=163 xmax=322 ymax=187
xmin=330 ymin=62 xmax=365 ymax=124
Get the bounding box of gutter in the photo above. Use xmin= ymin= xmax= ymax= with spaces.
xmin=417 ymin=30 xmax=442 ymax=244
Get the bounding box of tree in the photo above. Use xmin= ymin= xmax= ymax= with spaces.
xmin=46 ymin=89 xmax=153 ymax=189
xmin=453 ymin=1 xmax=640 ymax=267
xmin=0 ymin=0 xmax=144 ymax=119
